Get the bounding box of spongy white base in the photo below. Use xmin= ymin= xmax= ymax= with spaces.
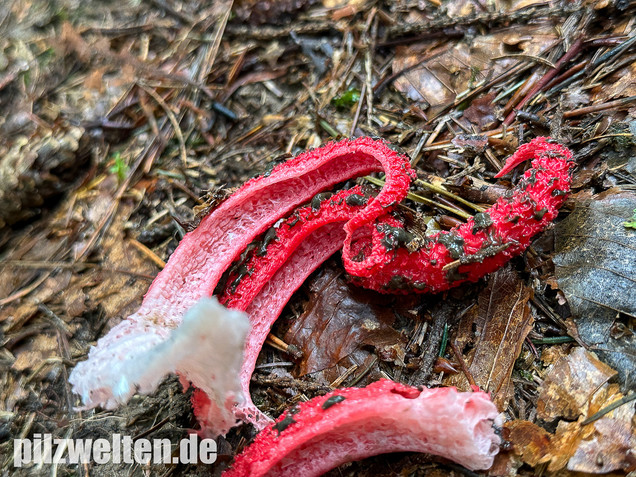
xmin=69 ymin=297 xmax=249 ymax=436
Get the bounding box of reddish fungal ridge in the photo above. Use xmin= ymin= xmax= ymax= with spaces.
xmin=346 ymin=137 xmax=574 ymax=293
xmin=223 ymin=379 xmax=501 ymax=477
xmin=217 ymin=185 xmax=372 ymax=426
xmin=138 ymin=136 xmax=413 ymax=322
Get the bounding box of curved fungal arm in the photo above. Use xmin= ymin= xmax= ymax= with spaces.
xmin=217 ymin=186 xmax=371 ymax=428
xmin=349 ymin=137 xmax=574 ymax=293
xmin=68 ymin=138 xmax=413 ymax=436
xmin=223 ymin=379 xmax=501 ymax=477
xmin=210 ymin=138 xmax=572 ymax=431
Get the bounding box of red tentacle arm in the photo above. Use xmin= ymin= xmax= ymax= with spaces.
xmin=350 ymin=137 xmax=574 ymax=293
xmin=210 ymin=138 xmax=572 ymax=432
xmin=140 ymin=137 xmax=413 ymax=321
xmin=222 ymin=379 xmax=501 ymax=477
xmin=213 ymin=186 xmax=372 ymax=427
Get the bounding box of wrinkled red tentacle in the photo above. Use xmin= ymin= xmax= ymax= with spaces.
xmin=222 ymin=379 xmax=500 ymax=477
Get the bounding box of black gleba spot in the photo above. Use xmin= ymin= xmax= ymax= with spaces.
xmin=322 ymin=395 xmax=346 ymax=410
xmin=311 ymin=192 xmax=333 ymax=211
xmin=437 ymin=232 xmax=465 ymax=260
xmin=273 ymin=414 xmax=297 ymax=435
xmin=257 ymin=227 xmax=278 ymax=256
xmin=472 ymin=212 xmax=493 ymax=233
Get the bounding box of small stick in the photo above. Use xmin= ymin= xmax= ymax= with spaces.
xmin=563 ymin=95 xmax=636 ymax=118
xmin=503 ymin=38 xmax=584 ymax=126
xmin=128 ymin=238 xmax=167 ymax=268
xmin=364 ymin=176 xmax=472 ymax=219
xmin=138 ymin=83 xmax=188 ymax=167
xmin=265 ymin=333 xmax=302 ymax=359
xmin=349 ymin=82 xmax=366 ymax=137
xmin=330 ymin=363 xmax=359 ymax=388
xmin=415 ymin=179 xmax=485 ymax=212
xmin=449 ymin=340 xmax=477 ymax=388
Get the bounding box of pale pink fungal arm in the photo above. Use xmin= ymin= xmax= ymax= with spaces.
xmin=223 ymin=379 xmax=501 ymax=476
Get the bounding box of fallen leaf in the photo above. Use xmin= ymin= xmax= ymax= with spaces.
xmin=537 ymin=347 xmax=617 ymax=421
xmin=284 ymin=265 xmax=409 ymax=376
xmin=498 ymin=359 xmax=635 ymax=474
xmin=444 ymin=264 xmax=533 ymax=410
xmin=503 ymin=420 xmax=552 ymax=467
xmin=462 ymin=93 xmax=498 ymax=130
xmin=553 ymin=191 xmax=636 ymax=387
xmin=392 ymin=25 xmax=558 ymax=114
xmin=566 ymin=389 xmax=636 ymax=473
xmin=11 ymin=334 xmax=58 ymax=372
xmin=547 ymin=383 xmax=636 ymax=473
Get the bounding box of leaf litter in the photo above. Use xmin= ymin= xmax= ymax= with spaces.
xmin=284 ymin=263 xmax=411 ymax=376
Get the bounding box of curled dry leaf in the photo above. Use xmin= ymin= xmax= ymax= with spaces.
xmin=547 ymin=382 xmax=635 ymax=473
xmin=537 ymin=346 xmax=634 ymax=473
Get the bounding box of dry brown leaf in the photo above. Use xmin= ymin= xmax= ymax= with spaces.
xmin=83 ymin=67 xmax=106 ymax=93
xmin=537 ymin=347 xmax=617 ymax=422
xmin=11 ymin=334 xmax=58 ymax=372
xmin=503 ymin=420 xmax=552 ymax=467
xmin=59 ymin=205 xmax=158 ymax=327
xmin=462 ymin=93 xmax=498 ymax=130
xmin=498 ymin=368 xmax=635 ymax=474
xmin=59 ymin=21 xmax=91 ymax=62
xmin=566 ymin=388 xmax=636 ymax=473
xmin=392 ymin=25 xmax=558 ymax=114
xmin=547 ymin=383 xmax=635 ymax=473
xmin=444 ymin=264 xmax=533 ymax=410
xmin=284 ymin=265 xmax=409 ymax=376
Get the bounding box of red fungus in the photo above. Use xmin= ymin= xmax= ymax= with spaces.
xmin=69 ymin=136 xmax=573 ymax=439
xmin=216 ymin=186 xmax=371 ymax=427
xmin=210 ymin=137 xmax=573 ymax=429
xmin=223 ymin=379 xmax=501 ymax=476
xmin=342 ymin=137 xmax=574 ymax=293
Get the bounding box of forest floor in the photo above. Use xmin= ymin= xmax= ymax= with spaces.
xmin=0 ymin=0 xmax=635 ymax=475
